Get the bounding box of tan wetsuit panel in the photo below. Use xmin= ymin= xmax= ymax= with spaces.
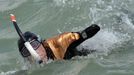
xmin=43 ymin=32 xmax=80 ymax=60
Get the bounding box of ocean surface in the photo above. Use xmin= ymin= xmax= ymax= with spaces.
xmin=0 ymin=0 xmax=134 ymax=75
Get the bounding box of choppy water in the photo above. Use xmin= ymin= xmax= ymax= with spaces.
xmin=0 ymin=0 xmax=134 ymax=75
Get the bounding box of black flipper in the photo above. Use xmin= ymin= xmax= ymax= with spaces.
xmin=64 ymin=24 xmax=100 ymax=59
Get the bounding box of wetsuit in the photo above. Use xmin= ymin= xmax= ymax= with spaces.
xmin=18 ymin=24 xmax=100 ymax=61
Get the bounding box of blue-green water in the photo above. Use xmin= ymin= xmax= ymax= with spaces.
xmin=0 ymin=0 xmax=134 ymax=75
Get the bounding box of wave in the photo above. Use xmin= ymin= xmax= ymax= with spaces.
xmin=0 ymin=0 xmax=27 ymax=12
xmin=0 ymin=70 xmax=17 ymax=75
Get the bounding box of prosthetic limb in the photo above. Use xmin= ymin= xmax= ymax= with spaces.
xmin=64 ymin=24 xmax=100 ymax=59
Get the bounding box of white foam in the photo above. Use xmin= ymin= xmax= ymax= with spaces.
xmin=121 ymin=13 xmax=134 ymax=29
xmin=0 ymin=70 xmax=17 ymax=75
xmin=77 ymin=29 xmax=130 ymax=55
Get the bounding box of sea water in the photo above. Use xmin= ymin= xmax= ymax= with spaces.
xmin=0 ymin=0 xmax=134 ymax=75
